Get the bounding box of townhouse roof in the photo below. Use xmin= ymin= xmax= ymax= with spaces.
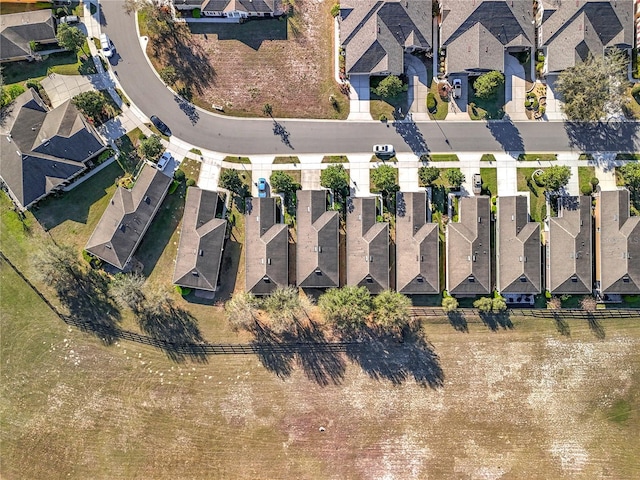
xmin=0 ymin=10 xmax=57 ymax=61
xmin=85 ymin=165 xmax=172 ymax=270
xmin=596 ymin=189 xmax=640 ymax=294
xmin=201 ymin=0 xmax=279 ymax=14
xmin=395 ymin=191 xmax=439 ymax=294
xmin=346 ymin=196 xmax=389 ymax=293
xmin=547 ymin=195 xmax=592 ymax=294
xmin=173 ymin=187 xmax=227 ymax=291
xmin=496 ymin=196 xmax=541 ymax=294
xmin=446 ymin=196 xmax=491 ymax=296
xmin=0 ymin=88 xmax=105 ymax=209
xmin=539 ymin=0 xmax=633 ymax=73
xmin=296 ymin=190 xmax=340 ymax=288
xmin=245 ymin=197 xmax=288 ymax=295
xmin=339 ymin=0 xmax=432 ymax=75
xmin=441 ymin=0 xmax=534 ymax=74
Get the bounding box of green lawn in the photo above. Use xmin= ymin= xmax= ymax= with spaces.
xmin=479 ymin=168 xmax=498 ymax=196
xmin=517 ymin=153 xmax=558 ymax=162
xmin=616 ymin=153 xmax=640 ymax=160
xmin=179 ymin=158 xmax=202 ymax=184
xmin=273 ymin=156 xmax=300 ymax=165
xmin=480 ymin=154 xmax=496 ymax=162
xmin=517 ymin=168 xmax=547 ymax=224
xmin=467 ymin=78 xmax=505 ymax=120
xmin=428 ymin=80 xmax=448 ymax=121
xmin=223 ymin=156 xmax=252 ymax=164
xmin=429 ymin=154 xmax=459 ymax=162
xmin=322 ymin=155 xmax=348 ymax=163
xmin=578 ymin=166 xmax=596 ymax=195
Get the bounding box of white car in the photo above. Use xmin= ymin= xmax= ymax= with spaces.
xmin=452 ymin=78 xmax=462 ymax=99
xmin=157 ymin=152 xmax=172 ymax=171
xmin=373 ymin=144 xmax=394 ymax=156
xmin=60 ymin=15 xmax=79 ymax=24
xmin=100 ymin=33 xmax=114 ymax=58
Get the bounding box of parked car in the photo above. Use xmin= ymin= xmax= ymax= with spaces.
xmin=473 ymin=174 xmax=482 ymax=194
xmin=60 ymin=15 xmax=79 ymax=24
xmin=373 ymin=144 xmax=394 ymax=156
xmin=258 ymin=178 xmax=268 ymax=198
xmin=157 ymin=152 xmax=172 ymax=171
xmin=452 ymin=79 xmax=462 ymax=99
xmin=150 ymin=115 xmax=172 ymax=137
xmin=99 ymin=33 xmax=114 ymax=58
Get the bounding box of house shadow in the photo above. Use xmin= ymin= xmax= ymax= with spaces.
xmin=188 ymin=18 xmax=288 ymax=50
xmin=211 ymin=238 xmax=242 ymax=303
xmin=342 ymin=325 xmax=444 ymax=388
xmin=485 ymin=115 xmax=524 ymax=153
xmin=31 ymin=161 xmax=123 ymax=230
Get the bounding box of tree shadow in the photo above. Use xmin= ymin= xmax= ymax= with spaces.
xmin=447 ymin=311 xmax=468 ymax=332
xmin=485 ymin=116 xmax=524 ymax=153
xmin=174 ymin=94 xmax=200 ymax=125
xmin=188 ymin=17 xmax=287 ymax=50
xmin=564 ymin=121 xmax=639 ymax=153
xmin=392 ymin=116 xmax=429 ymax=156
xmin=587 ymin=313 xmax=605 ymax=340
xmin=478 ymin=312 xmax=514 ymax=331
xmin=343 ymin=325 xmax=444 ymax=388
xmin=273 ymin=120 xmax=294 ymax=149
xmin=552 ymin=312 xmax=571 ymax=337
xmin=137 ymin=300 xmax=208 ymax=362
xmin=56 ymin=268 xmax=121 ymax=345
xmin=250 ymin=323 xmax=295 ymax=379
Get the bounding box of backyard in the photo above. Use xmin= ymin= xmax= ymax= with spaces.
xmin=145 ymin=2 xmax=348 ymax=119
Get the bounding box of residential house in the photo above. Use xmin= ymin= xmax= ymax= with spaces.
xmin=173 ymin=187 xmax=227 ymax=293
xmin=537 ymin=0 xmax=633 ymax=75
xmin=595 ymin=189 xmax=640 ymax=296
xmin=496 ymin=196 xmax=541 ymax=296
xmin=339 ymin=0 xmax=432 ymax=76
xmin=245 ymin=197 xmax=288 ymax=295
xmin=346 ymin=196 xmax=389 ymax=293
xmin=395 ymin=191 xmax=439 ymax=294
xmin=0 ymin=10 xmax=57 ymax=63
xmin=546 ymin=195 xmax=592 ymax=295
xmin=85 ymin=165 xmax=172 ymax=270
xmin=439 ymin=0 xmax=534 ymax=75
xmin=296 ymin=190 xmax=339 ymax=289
xmin=446 ymin=196 xmax=491 ymax=296
xmin=0 ymin=88 xmax=106 ymax=210
xmin=177 ymin=0 xmax=284 ymax=18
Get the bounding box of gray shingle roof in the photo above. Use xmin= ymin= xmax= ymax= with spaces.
xmin=173 ymin=187 xmax=227 ymax=291
xmin=496 ymin=196 xmax=541 ymax=294
xmin=245 ymin=197 xmax=288 ymax=295
xmin=540 ymin=0 xmax=633 ymax=73
xmin=346 ymin=196 xmax=389 ymax=293
xmin=546 ymin=196 xmax=592 ymax=294
xmin=446 ymin=196 xmax=491 ymax=296
xmin=339 ymin=0 xmax=432 ymax=75
xmin=296 ymin=190 xmax=340 ymax=288
xmin=395 ymin=192 xmax=439 ymax=294
xmin=441 ymin=0 xmax=534 ymax=74
xmin=595 ymin=189 xmax=640 ymax=294
xmin=85 ymin=165 xmax=172 ymax=270
xmin=201 ymin=0 xmax=279 ymax=14
xmin=0 ymin=10 xmax=57 ymax=61
xmin=0 ymin=88 xmax=105 ymax=209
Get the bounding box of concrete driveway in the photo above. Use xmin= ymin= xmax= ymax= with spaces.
xmin=504 ymin=53 xmax=528 ymax=121
xmin=405 ymin=54 xmax=430 ymax=121
xmin=347 ymin=74 xmax=371 ymax=121
xmin=544 ymin=76 xmax=565 ymax=121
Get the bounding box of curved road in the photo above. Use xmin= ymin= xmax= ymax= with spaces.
xmin=101 ymin=1 xmax=640 ymax=155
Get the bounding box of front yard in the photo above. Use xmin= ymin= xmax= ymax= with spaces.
xmin=517 ymin=167 xmax=547 ymax=225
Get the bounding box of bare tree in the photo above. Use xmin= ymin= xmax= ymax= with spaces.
xmin=580 ymin=296 xmax=597 ymax=312
xmin=110 ymin=273 xmax=147 ymax=313
xmin=225 ymin=292 xmax=260 ymax=331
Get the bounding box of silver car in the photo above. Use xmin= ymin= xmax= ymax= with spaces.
xmin=373 ymin=144 xmax=394 ymax=156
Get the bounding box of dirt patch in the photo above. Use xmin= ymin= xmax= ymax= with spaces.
xmin=148 ymin=2 xmax=348 ymax=119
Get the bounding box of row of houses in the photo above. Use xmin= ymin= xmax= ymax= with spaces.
xmin=339 ymin=0 xmax=634 ymax=78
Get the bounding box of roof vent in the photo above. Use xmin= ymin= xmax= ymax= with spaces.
xmin=144 ymin=196 xmax=150 ymax=203
xmin=199 ymin=249 xmax=203 ymax=256
xmin=192 ymin=270 xmax=199 ymax=276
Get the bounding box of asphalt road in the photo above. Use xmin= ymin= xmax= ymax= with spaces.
xmin=100 ymin=0 xmax=640 ymax=155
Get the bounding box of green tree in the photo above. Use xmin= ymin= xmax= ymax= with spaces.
xmin=371 ymin=164 xmax=398 ymax=195
xmin=320 ymin=164 xmax=350 ymax=195
xmin=473 ymin=297 xmax=493 ymax=313
xmin=138 ymin=134 xmax=164 ymax=161
xmin=72 ymin=90 xmax=108 ymax=123
xmin=159 ymin=66 xmax=178 ymax=85
xmin=620 ymin=162 xmax=640 ymax=191
xmin=538 ymin=165 xmax=571 ymax=192
xmin=473 ymin=70 xmax=504 ymax=99
xmin=318 ymin=286 xmax=372 ymax=330
xmin=225 ymin=292 xmax=260 ymax=331
xmin=56 ymin=23 xmax=87 ymax=54
xmin=262 ymin=103 xmax=273 ymax=117
xmin=445 ymin=168 xmax=465 ymax=189
xmin=124 ymin=0 xmax=173 ymax=39
xmin=270 ymin=171 xmax=300 ymax=196
xmin=219 ymin=169 xmax=244 ymax=196
xmin=442 ymin=296 xmax=458 ymax=313
xmin=262 ymin=286 xmax=310 ymax=333
xmin=372 ymin=290 xmax=411 ymax=334
xmin=555 ymin=48 xmax=628 ymax=121
xmin=418 ymin=166 xmax=440 ymax=186
xmin=492 ymin=296 xmax=507 ymax=313
xmin=374 ymin=75 xmax=404 ymax=98
xmin=330 ymin=3 xmax=340 ymax=17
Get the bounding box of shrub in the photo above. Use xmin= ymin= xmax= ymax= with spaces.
xmin=379 ymin=114 xmax=387 ymax=122
xmin=174 ymin=168 xmax=186 ymax=182
xmin=6 ymin=84 xmax=26 ymax=100
xmin=426 ymin=92 xmax=437 ymax=112
xmin=186 ymin=178 xmax=196 ymax=187
xmin=25 ymin=79 xmax=41 ymax=91
xmin=192 ymin=8 xmax=201 ymax=18
xmin=532 ymin=99 xmax=539 ymax=110
xmin=632 ymin=83 xmax=640 ymax=102
xmin=581 ymin=185 xmax=592 ymax=195
xmin=473 ymin=71 xmax=504 ymax=99
xmin=524 ymin=99 xmax=531 ymax=108
xmin=537 ymin=51 xmax=544 ymax=62
xmin=330 ymin=3 xmax=340 ymax=17
xmin=544 ymin=290 xmax=552 ymax=299
xmin=373 ymin=75 xmax=403 ymax=98
xmin=168 ymin=180 xmax=180 ymax=194
xmin=590 ymin=177 xmax=599 ymax=187
xmin=175 ymin=285 xmax=192 ymax=296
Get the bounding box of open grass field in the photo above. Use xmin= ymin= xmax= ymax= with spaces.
xmin=2 ymin=256 xmax=640 ymax=479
